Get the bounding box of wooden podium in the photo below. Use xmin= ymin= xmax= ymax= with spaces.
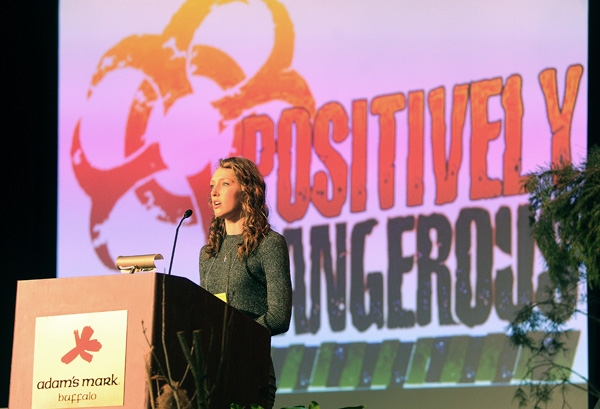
xmin=9 ymin=273 xmax=271 ymax=408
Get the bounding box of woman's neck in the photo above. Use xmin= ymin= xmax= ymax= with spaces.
xmin=225 ymin=218 xmax=245 ymax=235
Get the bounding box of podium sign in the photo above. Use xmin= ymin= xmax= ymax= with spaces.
xmin=32 ymin=311 xmax=128 ymax=408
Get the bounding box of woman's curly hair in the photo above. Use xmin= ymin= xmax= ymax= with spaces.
xmin=203 ymin=157 xmax=271 ymax=260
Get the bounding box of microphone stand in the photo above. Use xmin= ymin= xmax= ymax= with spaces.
xmin=168 ymin=209 xmax=192 ymax=276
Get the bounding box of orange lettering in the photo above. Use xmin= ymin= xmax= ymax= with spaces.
xmin=539 ymin=64 xmax=584 ymax=165
xmin=313 ymin=102 xmax=349 ymax=217
xmin=429 ymin=84 xmax=468 ymax=205
xmin=351 ymin=99 xmax=368 ymax=213
xmin=501 ymin=75 xmax=525 ymax=196
xmin=371 ymin=93 xmax=406 ymax=210
xmin=407 ymin=91 xmax=425 ymax=207
xmin=277 ymin=108 xmax=312 ymax=222
xmin=240 ymin=114 xmax=275 ymax=175
xmin=470 ymin=78 xmax=502 ymax=200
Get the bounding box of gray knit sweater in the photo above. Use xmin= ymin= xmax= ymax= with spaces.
xmin=199 ymin=230 xmax=292 ymax=336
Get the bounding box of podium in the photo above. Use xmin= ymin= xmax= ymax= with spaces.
xmin=9 ymin=273 xmax=271 ymax=408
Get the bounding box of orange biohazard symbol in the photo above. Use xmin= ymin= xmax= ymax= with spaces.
xmin=71 ymin=0 xmax=316 ymax=269
xmin=61 ymin=326 xmax=103 ymax=364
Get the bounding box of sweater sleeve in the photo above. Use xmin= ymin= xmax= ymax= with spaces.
xmin=255 ymin=232 xmax=292 ymax=336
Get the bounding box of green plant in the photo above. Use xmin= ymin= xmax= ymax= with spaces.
xmin=508 ymin=146 xmax=600 ymax=408
xmin=229 ymin=402 xmax=365 ymax=409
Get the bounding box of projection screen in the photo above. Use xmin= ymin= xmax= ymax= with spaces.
xmin=58 ymin=1 xmax=588 ymax=408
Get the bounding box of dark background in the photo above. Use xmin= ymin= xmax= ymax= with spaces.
xmin=2 ymin=1 xmax=598 ymax=408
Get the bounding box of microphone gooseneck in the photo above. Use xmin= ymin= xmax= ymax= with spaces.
xmin=167 ymin=209 xmax=193 ymax=276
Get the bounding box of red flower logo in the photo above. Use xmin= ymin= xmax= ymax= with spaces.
xmin=61 ymin=326 xmax=103 ymax=364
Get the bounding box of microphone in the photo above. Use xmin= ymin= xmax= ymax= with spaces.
xmin=168 ymin=209 xmax=193 ymax=276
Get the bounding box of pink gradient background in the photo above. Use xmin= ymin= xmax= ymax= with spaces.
xmin=58 ymin=0 xmax=588 ymax=403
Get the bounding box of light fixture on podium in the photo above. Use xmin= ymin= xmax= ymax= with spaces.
xmin=115 ymin=254 xmax=164 ymax=274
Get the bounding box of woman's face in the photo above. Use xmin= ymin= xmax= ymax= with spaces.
xmin=210 ymin=166 xmax=243 ymax=222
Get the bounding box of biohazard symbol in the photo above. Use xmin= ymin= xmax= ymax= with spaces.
xmin=71 ymin=0 xmax=315 ymax=269
xmin=61 ymin=326 xmax=103 ymax=364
